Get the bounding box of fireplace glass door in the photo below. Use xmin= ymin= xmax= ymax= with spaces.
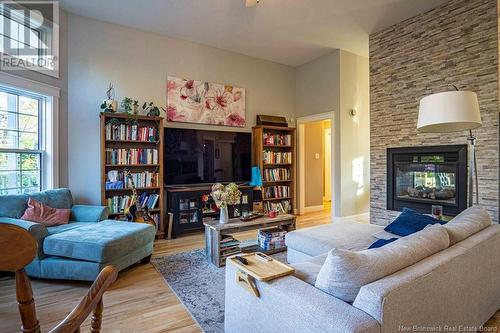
xmin=387 ymin=145 xmax=467 ymax=216
xmin=395 ymin=161 xmax=457 ymax=205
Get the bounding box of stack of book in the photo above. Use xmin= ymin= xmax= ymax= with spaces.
xmin=105 ymin=123 xmax=158 ymax=142
xmin=264 ymin=199 xmax=292 ymax=214
xmin=121 ymin=171 xmax=158 ymax=188
xmin=137 ymin=192 xmax=160 ymax=209
xmin=263 ymin=151 xmax=292 ymax=164
xmin=220 ymin=235 xmax=241 ymax=258
xmin=105 ymin=148 xmax=158 ymax=165
xmin=264 ymin=185 xmax=290 ymax=199
xmin=258 ymin=228 xmax=287 ymax=250
xmin=106 ymin=195 xmax=132 ymax=214
xmin=263 ymin=133 xmax=292 ymax=146
xmin=264 ymin=168 xmax=290 ymax=182
xmin=106 ymin=193 xmax=160 ymax=214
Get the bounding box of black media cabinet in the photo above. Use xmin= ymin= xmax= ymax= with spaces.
xmin=165 ymin=185 xmax=254 ymax=238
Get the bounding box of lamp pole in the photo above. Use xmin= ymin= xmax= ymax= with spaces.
xmin=466 ymin=129 xmax=479 ymax=206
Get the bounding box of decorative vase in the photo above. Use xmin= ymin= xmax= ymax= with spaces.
xmin=102 ymin=99 xmax=117 ymax=113
xmin=219 ymin=206 xmax=229 ymax=224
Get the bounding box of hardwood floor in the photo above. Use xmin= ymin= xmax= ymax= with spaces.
xmin=0 ymin=207 xmax=498 ymax=332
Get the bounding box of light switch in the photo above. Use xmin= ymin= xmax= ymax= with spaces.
xmin=315 ymin=153 xmax=320 ymax=160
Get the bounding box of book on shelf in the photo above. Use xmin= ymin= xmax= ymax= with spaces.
xmin=263 ymin=151 xmax=292 ymax=164
xmin=107 ymin=193 xmax=160 ymax=214
xmin=263 ymin=132 xmax=292 ymax=146
xmin=105 ymin=170 xmax=159 ymax=189
xmin=264 ymin=199 xmax=292 ymax=214
xmin=105 ymin=148 xmax=158 ymax=165
xmin=105 ymin=123 xmax=158 ymax=142
xmin=264 ymin=185 xmax=290 ymax=199
xmin=264 ymin=168 xmax=291 ymax=182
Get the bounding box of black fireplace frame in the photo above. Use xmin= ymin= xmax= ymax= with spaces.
xmin=387 ymin=145 xmax=467 ymax=216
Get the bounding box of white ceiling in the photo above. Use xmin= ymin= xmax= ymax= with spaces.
xmin=59 ymin=0 xmax=449 ymax=67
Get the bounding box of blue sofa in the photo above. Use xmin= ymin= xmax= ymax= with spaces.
xmin=0 ymin=188 xmax=155 ymax=281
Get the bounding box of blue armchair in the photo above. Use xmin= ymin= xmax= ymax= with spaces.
xmin=0 ymin=189 xmax=155 ymax=281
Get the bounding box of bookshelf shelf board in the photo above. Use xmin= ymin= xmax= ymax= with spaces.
xmin=263 ymin=144 xmax=293 ymax=148
xmin=262 ymin=197 xmax=292 ymax=202
xmin=263 ymin=180 xmax=292 ymax=184
xmin=105 ymin=140 xmax=159 ymax=144
xmin=105 ymin=164 xmax=160 ymax=168
xmin=263 ymin=163 xmax=292 ymax=167
xmin=108 ymin=208 xmax=161 ymax=216
xmin=105 ymin=187 xmax=160 ymax=192
xmin=100 ymin=112 xmax=162 ymax=121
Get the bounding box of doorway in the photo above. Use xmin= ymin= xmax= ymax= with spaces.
xmin=297 ymin=112 xmax=338 ymax=217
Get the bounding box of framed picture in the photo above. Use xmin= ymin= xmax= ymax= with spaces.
xmin=167 ymin=76 xmax=246 ymax=128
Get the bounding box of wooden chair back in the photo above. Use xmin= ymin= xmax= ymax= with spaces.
xmin=0 ymin=224 xmax=118 ymax=333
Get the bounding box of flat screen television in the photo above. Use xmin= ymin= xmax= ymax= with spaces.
xmin=164 ymin=128 xmax=252 ymax=185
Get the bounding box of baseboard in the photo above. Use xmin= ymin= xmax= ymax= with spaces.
xmin=302 ymin=205 xmax=325 ymax=214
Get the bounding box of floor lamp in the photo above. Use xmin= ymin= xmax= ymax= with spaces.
xmin=417 ymin=90 xmax=482 ymax=207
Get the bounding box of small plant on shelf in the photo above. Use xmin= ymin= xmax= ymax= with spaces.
xmin=100 ymin=83 xmax=117 ymax=113
xmin=210 ymin=183 xmax=242 ymax=224
xmin=142 ymin=101 xmax=165 ymax=117
xmin=121 ymin=97 xmax=132 ymax=114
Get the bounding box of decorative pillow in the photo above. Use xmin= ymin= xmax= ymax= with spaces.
xmin=21 ymin=198 xmax=71 ymax=227
xmin=368 ymin=238 xmax=398 ymax=249
xmin=443 ymin=206 xmax=492 ymax=245
xmin=384 ymin=207 xmax=442 ymax=236
xmin=373 ymin=230 xmax=401 ymax=240
xmin=315 ymin=224 xmax=450 ymax=303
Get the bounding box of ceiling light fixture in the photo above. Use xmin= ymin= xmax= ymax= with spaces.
xmin=245 ymin=0 xmax=260 ymax=8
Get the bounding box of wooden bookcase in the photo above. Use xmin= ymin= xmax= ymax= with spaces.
xmin=100 ymin=112 xmax=165 ymax=238
xmin=252 ymin=125 xmax=296 ymax=214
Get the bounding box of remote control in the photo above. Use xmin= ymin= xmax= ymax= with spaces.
xmin=235 ymin=256 xmax=248 ymax=265
xmin=255 ymin=252 xmax=272 ymax=263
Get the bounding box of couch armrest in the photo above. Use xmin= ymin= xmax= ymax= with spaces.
xmin=0 ymin=218 xmax=48 ymax=259
xmin=224 ymin=262 xmax=380 ymax=333
xmin=70 ymin=205 xmax=109 ymax=222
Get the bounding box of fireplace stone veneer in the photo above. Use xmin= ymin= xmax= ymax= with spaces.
xmin=387 ymin=145 xmax=467 ymax=217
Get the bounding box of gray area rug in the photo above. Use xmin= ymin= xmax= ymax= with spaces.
xmin=152 ymin=248 xmax=287 ymax=333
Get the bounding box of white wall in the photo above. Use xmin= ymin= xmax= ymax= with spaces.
xmin=295 ymin=49 xmax=369 ymax=216
xmin=339 ymin=50 xmax=370 ymax=216
xmin=67 ymin=14 xmax=296 ymax=204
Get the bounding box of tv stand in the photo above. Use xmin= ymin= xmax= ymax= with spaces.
xmin=165 ymin=185 xmax=254 ymax=238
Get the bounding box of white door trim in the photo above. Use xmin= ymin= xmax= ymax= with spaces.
xmin=296 ymin=111 xmax=339 ymax=217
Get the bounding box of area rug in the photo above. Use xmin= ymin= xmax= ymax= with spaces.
xmin=151 ymin=248 xmax=287 ymax=333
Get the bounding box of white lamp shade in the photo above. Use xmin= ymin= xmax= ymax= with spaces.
xmin=417 ymin=91 xmax=481 ymax=133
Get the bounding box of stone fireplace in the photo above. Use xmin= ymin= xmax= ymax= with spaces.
xmin=387 ymin=145 xmax=467 ymax=217
xmin=369 ymin=0 xmax=499 ymax=226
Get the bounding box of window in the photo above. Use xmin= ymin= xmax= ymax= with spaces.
xmin=0 ymin=86 xmax=44 ymax=194
xmin=0 ymin=1 xmax=59 ymax=77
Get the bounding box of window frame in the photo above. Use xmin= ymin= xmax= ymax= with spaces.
xmin=0 ymin=85 xmax=44 ymax=194
xmin=0 ymin=71 xmax=60 ymax=192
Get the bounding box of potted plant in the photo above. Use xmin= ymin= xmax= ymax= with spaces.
xmin=121 ymin=97 xmax=133 ymax=114
xmin=100 ymin=83 xmax=117 ymax=113
xmin=132 ymin=100 xmax=139 ymax=115
xmin=142 ymin=101 xmax=165 ymax=117
xmin=210 ymin=183 xmax=242 ymax=224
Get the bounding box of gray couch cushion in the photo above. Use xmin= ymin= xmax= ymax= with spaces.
xmin=291 ymin=253 xmax=327 ymax=285
xmin=285 ymin=221 xmax=383 ymax=257
xmin=443 ymin=206 xmax=491 ymax=245
xmin=315 ymin=224 xmax=450 ymax=303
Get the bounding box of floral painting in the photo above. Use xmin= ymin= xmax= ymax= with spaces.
xmin=167 ymin=76 xmax=246 ymax=128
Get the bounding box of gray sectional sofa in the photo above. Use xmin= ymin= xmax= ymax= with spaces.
xmin=224 ymin=207 xmax=500 ymax=333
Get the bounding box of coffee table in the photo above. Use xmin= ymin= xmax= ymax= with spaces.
xmin=204 ymin=214 xmax=296 ymax=267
